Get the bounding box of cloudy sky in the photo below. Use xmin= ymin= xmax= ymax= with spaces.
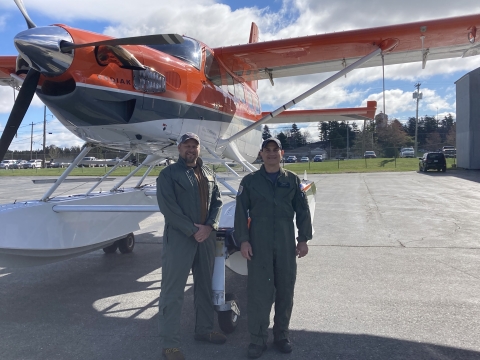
xmin=1 ymin=0 xmax=479 ymax=150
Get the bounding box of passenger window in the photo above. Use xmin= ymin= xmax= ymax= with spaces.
xmin=253 ymin=95 xmax=261 ymax=114
xmin=226 ymin=74 xmax=235 ymax=96
xmin=235 ymin=83 xmax=245 ymax=103
xmin=246 ymin=91 xmax=254 ymax=112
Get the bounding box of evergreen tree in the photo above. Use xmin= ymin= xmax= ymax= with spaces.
xmin=318 ymin=122 xmax=329 ymax=141
xmin=277 ymin=132 xmax=289 ymax=149
xmin=439 ymin=114 xmax=455 ymax=143
xmin=290 ymin=123 xmax=303 ymax=148
xmin=262 ymin=125 xmax=272 ymax=140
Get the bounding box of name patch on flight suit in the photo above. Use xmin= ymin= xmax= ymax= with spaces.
xmin=277 ymin=182 xmax=291 ymax=188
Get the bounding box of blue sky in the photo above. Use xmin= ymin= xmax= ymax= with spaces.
xmin=1 ymin=0 xmax=479 ymax=150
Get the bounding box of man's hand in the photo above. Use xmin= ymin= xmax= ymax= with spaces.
xmin=240 ymin=241 xmax=253 ymax=260
xmin=296 ymin=241 xmax=308 ymax=258
xmin=193 ymin=224 xmax=212 ymax=242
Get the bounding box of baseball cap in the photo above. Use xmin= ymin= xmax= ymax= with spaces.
xmin=261 ymin=137 xmax=282 ymax=150
xmin=178 ymin=132 xmax=200 ymax=145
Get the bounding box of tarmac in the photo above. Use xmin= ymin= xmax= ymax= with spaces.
xmin=1 ymin=170 xmax=480 ymax=360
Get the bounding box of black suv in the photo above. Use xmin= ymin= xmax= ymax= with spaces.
xmin=419 ymin=152 xmax=446 ymax=172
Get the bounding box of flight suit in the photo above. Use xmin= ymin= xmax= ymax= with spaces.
xmin=234 ymin=165 xmax=312 ymax=345
xmin=156 ymin=156 xmax=222 ymax=349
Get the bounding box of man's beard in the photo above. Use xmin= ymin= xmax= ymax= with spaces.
xmin=183 ymin=153 xmax=198 ymax=164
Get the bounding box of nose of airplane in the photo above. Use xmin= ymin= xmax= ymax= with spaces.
xmin=14 ymin=26 xmax=74 ymax=77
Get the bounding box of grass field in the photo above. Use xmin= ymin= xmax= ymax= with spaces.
xmin=284 ymin=157 xmax=458 ymax=174
xmin=0 ymin=157 xmax=458 ymax=176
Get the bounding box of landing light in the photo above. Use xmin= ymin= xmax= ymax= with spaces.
xmin=468 ymin=32 xmax=476 ymax=44
xmin=468 ymin=27 xmax=477 ymax=44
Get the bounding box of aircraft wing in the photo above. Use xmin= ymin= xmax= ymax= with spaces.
xmin=213 ymin=14 xmax=480 ymax=82
xmin=0 ymin=56 xmax=17 ymax=87
xmin=263 ymin=101 xmax=377 ymax=123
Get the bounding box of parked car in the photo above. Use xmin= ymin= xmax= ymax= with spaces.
xmin=300 ymin=156 xmax=309 ymax=162
xmin=285 ymin=156 xmax=297 ymax=163
xmin=400 ymin=147 xmax=415 ymax=158
xmin=313 ymin=155 xmax=323 ymax=162
xmin=24 ymin=159 xmax=43 ymax=169
xmin=47 ymin=160 xmax=70 ymax=168
xmin=11 ymin=160 xmax=28 ymax=169
xmin=0 ymin=159 xmax=17 ymax=169
xmin=364 ymin=151 xmax=377 ymax=159
xmin=442 ymin=146 xmax=456 ymax=158
xmin=419 ymin=152 xmax=447 ymax=172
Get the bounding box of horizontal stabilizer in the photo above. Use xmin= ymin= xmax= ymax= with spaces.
xmin=262 ymin=101 xmax=377 ymax=124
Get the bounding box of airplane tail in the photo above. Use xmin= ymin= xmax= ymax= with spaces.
xmin=246 ymin=22 xmax=258 ymax=92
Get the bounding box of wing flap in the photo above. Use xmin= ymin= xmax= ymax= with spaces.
xmin=263 ymin=101 xmax=377 ymax=123
xmin=213 ymin=14 xmax=480 ymax=81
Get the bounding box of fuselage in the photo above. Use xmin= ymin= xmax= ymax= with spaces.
xmin=31 ymin=25 xmax=263 ymax=162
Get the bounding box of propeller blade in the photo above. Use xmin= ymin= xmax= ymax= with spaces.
xmin=60 ymin=33 xmax=184 ymax=52
xmin=14 ymin=0 xmax=36 ymax=29
xmin=0 ymin=69 xmax=40 ymax=161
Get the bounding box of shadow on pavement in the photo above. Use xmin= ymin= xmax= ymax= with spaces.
xmin=0 ymin=233 xmax=479 ymax=360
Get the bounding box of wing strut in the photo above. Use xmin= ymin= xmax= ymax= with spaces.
xmin=40 ymin=144 xmax=93 ymax=201
xmin=217 ymin=47 xmax=382 ymax=148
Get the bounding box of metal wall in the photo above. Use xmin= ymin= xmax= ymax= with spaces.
xmin=456 ymin=67 xmax=480 ymax=169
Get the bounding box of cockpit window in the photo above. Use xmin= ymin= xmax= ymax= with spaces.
xmin=148 ymin=37 xmax=201 ymax=69
xmin=204 ymin=49 xmax=222 ymax=85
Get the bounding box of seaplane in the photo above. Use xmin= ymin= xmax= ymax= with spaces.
xmin=1 ymin=0 xmax=479 ymax=332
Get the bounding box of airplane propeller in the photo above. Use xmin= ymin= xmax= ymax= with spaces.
xmin=0 ymin=69 xmax=40 ymax=161
xmin=14 ymin=0 xmax=36 ymax=29
xmin=1 ymin=0 xmax=184 ymax=161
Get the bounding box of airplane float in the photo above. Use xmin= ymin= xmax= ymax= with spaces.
xmin=1 ymin=0 xmax=479 ymax=333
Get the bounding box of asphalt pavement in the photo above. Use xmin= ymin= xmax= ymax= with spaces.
xmin=0 ymin=170 xmax=480 ymax=360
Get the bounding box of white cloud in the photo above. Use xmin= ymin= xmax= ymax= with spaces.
xmin=361 ymin=87 xmax=455 ymax=120
xmin=0 ymin=86 xmax=44 ymax=114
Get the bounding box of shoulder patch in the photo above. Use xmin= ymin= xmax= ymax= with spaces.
xmin=237 ymin=185 xmax=243 ymax=196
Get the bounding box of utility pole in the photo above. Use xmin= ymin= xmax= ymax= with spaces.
xmin=30 ymin=122 xmax=34 ymax=159
xmin=346 ymin=121 xmax=349 ymax=159
xmin=43 ymin=106 xmax=46 ymax=167
xmin=414 ymin=83 xmax=422 ymax=156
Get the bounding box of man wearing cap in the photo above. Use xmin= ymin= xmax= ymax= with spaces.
xmin=156 ymin=132 xmax=225 ymax=360
xmin=234 ymin=137 xmax=312 ymax=359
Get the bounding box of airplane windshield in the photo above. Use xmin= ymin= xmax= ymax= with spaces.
xmin=148 ymin=37 xmax=201 ymax=69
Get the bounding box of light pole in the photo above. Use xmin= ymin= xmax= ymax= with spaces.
xmin=413 ymin=83 xmax=422 ymax=156
xmin=43 ymin=106 xmax=46 ymax=167
xmin=30 ymin=122 xmax=34 ymax=159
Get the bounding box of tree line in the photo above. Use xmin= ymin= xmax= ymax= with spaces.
xmin=4 ymin=145 xmax=131 ymax=162
xmin=263 ymin=113 xmax=456 ymax=157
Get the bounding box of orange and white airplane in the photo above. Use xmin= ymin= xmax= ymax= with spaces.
xmin=0 ymin=0 xmax=479 ymax=332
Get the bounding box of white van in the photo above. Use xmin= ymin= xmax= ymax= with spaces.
xmin=79 ymin=157 xmax=98 ymax=167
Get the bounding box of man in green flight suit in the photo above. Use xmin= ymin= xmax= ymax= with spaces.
xmin=156 ymin=132 xmax=225 ymax=360
xmin=234 ymin=137 xmax=312 ymax=359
